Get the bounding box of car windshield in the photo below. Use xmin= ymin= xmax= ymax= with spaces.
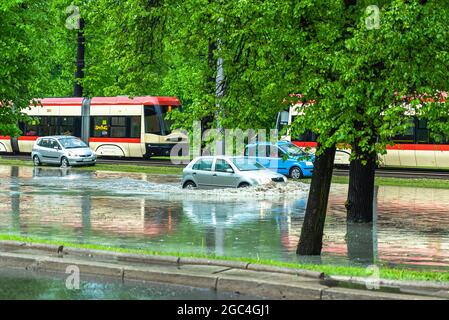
xmin=58 ymin=138 xmax=88 ymax=149
xmin=278 ymin=143 xmax=307 ymax=156
xmin=231 ymin=157 xmax=265 ymax=171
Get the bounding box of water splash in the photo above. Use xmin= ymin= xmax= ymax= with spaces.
xmin=15 ymin=173 xmax=309 ymax=201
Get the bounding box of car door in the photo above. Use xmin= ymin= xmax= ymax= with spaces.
xmin=45 ymin=139 xmax=61 ymax=163
xmin=248 ymin=145 xmax=270 ymax=167
xmin=212 ymin=158 xmax=239 ymax=188
xmin=192 ymin=158 xmax=215 ymax=188
xmin=266 ymin=145 xmax=286 ymax=173
xmin=39 ymin=138 xmax=52 ymax=163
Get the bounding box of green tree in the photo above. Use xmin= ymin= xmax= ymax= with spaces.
xmin=0 ymin=1 xmax=45 ymax=136
xmin=292 ymin=0 xmax=449 ymax=254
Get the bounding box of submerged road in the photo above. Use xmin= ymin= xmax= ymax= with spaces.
xmin=0 ymin=241 xmax=446 ymax=300
xmin=2 ymin=154 xmax=449 ymax=179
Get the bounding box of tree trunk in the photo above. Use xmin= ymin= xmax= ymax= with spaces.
xmin=346 ymin=146 xmax=376 ymax=223
xmin=297 ymin=145 xmax=336 ymax=255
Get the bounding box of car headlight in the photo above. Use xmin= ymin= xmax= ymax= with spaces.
xmin=68 ymin=151 xmax=75 ymax=157
xmin=305 ymin=161 xmax=313 ymax=167
xmin=256 ymin=177 xmax=272 ymax=184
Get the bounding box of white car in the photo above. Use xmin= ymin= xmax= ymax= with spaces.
xmin=181 ymin=156 xmax=287 ymax=189
xmin=31 ymin=136 xmax=96 ymax=168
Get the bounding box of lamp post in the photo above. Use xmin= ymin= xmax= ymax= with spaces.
xmin=215 ymin=39 xmax=225 ymax=156
xmin=74 ymin=18 xmax=85 ymax=97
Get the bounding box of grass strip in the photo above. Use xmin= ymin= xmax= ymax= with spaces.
xmin=1 ymin=234 xmax=448 ymax=282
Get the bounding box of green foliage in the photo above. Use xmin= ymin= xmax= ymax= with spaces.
xmin=3 ymin=0 xmax=448 ymax=143
xmin=0 ymin=1 xmax=41 ymax=135
xmin=0 ymin=0 xmax=75 ymax=136
xmin=290 ymin=0 xmax=449 ymax=159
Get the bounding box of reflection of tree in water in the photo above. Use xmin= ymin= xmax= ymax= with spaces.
xmin=346 ymin=186 xmax=378 ymax=265
xmin=143 ymin=202 xmax=183 ymax=237
xmin=0 ymin=275 xmax=55 ymax=299
xmin=346 ymin=223 xmax=375 ymax=265
xmin=10 ymin=166 xmax=20 ymax=232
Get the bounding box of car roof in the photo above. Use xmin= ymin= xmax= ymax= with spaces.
xmin=246 ymin=141 xmax=291 ymax=147
xmin=37 ymin=136 xmax=77 ymax=139
xmin=191 ymin=155 xmax=256 ymax=162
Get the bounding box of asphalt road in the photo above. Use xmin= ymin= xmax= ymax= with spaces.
xmin=2 ymin=154 xmax=449 ymax=179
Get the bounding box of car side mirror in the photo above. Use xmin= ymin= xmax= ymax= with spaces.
xmin=54 ymin=146 xmax=60 ymax=150
xmin=226 ymin=168 xmax=234 ymax=173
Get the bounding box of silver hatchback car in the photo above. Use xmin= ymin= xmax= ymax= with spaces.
xmin=31 ymin=136 xmax=96 ymax=167
xmin=181 ymin=156 xmax=287 ymax=189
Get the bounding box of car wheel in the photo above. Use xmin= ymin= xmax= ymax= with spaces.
xmin=60 ymin=157 xmax=70 ymax=168
xmin=238 ymin=182 xmax=250 ymax=188
xmin=290 ymin=166 xmax=303 ymax=180
xmin=183 ymin=181 xmax=197 ymax=189
xmin=33 ymin=155 xmax=41 ymax=166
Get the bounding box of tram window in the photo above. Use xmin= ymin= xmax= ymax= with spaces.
xmin=59 ymin=117 xmax=81 ymax=136
xmin=416 ymin=119 xmax=430 ymax=144
xmin=144 ymin=106 xmax=161 ymax=134
xmin=110 ymin=117 xmax=127 ymax=138
xmin=111 ymin=117 xmax=126 ymax=126
xmin=392 ymin=119 xmax=415 ymax=144
xmin=129 ymin=116 xmax=141 ymax=138
xmin=110 ymin=127 xmax=126 ymax=137
xmin=90 ymin=116 xmax=141 ymax=138
xmin=92 ymin=117 xmax=109 ymax=137
xmin=293 ymin=129 xmax=317 ymax=142
xmin=160 ymin=106 xmax=174 ymax=134
xmin=38 ymin=117 xmax=51 ymax=136
xmin=20 ymin=116 xmax=81 ymax=137
xmin=24 ymin=119 xmax=38 ymax=136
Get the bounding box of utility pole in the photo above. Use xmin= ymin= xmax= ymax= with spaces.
xmin=74 ymin=18 xmax=85 ymax=97
xmin=215 ymin=40 xmax=225 ymax=156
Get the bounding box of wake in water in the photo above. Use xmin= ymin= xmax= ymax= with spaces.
xmin=3 ymin=167 xmax=310 ymax=201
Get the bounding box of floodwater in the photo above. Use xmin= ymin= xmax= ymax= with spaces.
xmin=0 ymin=267 xmax=260 ymax=300
xmin=1 ymin=165 xmax=449 ymax=271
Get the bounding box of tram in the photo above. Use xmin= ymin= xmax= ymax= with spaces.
xmin=0 ymin=96 xmax=187 ymax=158
xmin=277 ymin=102 xmax=449 ymax=169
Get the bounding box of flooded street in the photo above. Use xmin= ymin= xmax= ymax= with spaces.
xmin=1 ymin=165 xmax=449 ymax=270
xmin=0 ymin=267 xmax=260 ymax=300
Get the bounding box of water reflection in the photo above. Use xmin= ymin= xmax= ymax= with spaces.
xmin=1 ymin=165 xmax=449 ymax=270
xmin=0 ymin=268 xmax=258 ymax=300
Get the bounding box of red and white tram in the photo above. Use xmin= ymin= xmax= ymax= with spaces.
xmin=0 ymin=96 xmax=187 ymax=158
xmin=278 ymin=103 xmax=449 ymax=169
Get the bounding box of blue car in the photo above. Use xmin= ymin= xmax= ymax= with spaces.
xmin=244 ymin=141 xmax=315 ymax=179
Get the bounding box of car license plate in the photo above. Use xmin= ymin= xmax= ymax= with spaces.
xmin=83 ymin=158 xmax=91 ymax=162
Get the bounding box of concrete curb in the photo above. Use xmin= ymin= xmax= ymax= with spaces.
xmin=328 ymin=275 xmax=449 ymax=298
xmin=0 ymin=240 xmax=447 ymax=300
xmin=329 ymin=275 xmax=449 ymax=290
xmin=246 ymin=263 xmax=325 ymax=279
xmin=0 ymin=241 xmax=324 ymax=278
